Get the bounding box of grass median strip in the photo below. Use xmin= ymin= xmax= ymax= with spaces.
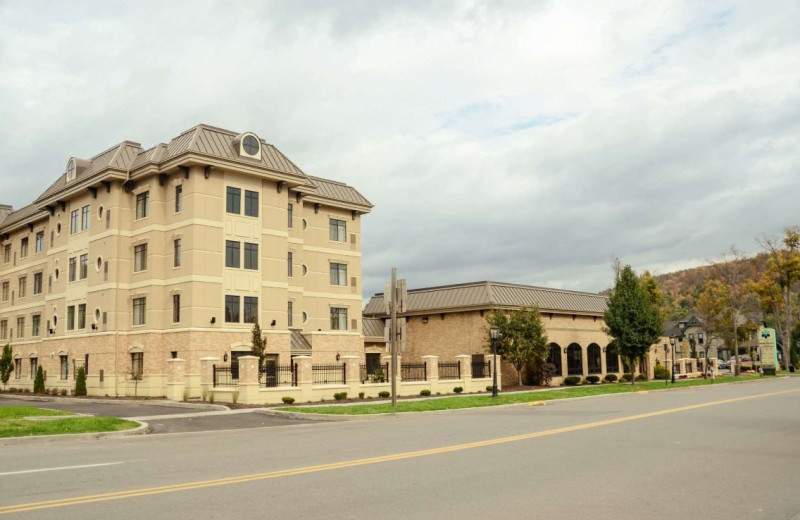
xmin=0 ymin=406 xmax=139 ymax=438
xmin=278 ymin=375 xmax=764 ymax=415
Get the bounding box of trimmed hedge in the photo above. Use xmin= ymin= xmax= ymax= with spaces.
xmin=585 ymin=375 xmax=600 ymax=384
xmin=378 ymin=391 xmax=390 ymax=398
xmin=621 ymin=373 xmax=633 ymax=382
xmin=281 ymin=396 xmax=295 ymax=404
xmin=564 ymin=376 xmax=581 ymax=386
xmin=453 ymin=386 xmax=463 ymax=394
xmin=333 ymin=392 xmax=348 ymax=401
xmin=604 ymin=374 xmax=618 ymax=383
xmin=420 ymin=389 xmax=431 ymax=396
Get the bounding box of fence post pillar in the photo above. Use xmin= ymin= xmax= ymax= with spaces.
xmin=690 ymin=358 xmax=697 ymax=374
xmin=199 ymin=357 xmax=219 ymax=401
xmin=383 ymin=354 xmax=402 ymax=384
xmin=709 ymin=357 xmax=718 ymax=376
xmin=341 ymin=355 xmax=361 ymax=396
xmin=165 ymin=358 xmax=186 ymax=401
xmin=237 ymin=355 xmax=259 ymax=404
xmin=295 ymin=356 xmax=313 ymax=403
xmin=455 ymin=355 xmax=472 ymax=392
xmin=677 ymin=358 xmax=686 ymax=375
xmin=422 ymin=355 xmax=438 ymax=393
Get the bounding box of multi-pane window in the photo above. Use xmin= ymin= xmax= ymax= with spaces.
xmin=287 ymin=203 xmax=293 ymax=228
xmin=14 ymin=359 xmax=21 ymax=379
xmin=70 ymin=209 xmax=79 ymax=234
xmin=67 ymin=305 xmax=75 ymax=331
xmin=225 ymin=241 xmax=240 ymax=268
xmin=33 ymin=272 xmax=42 ymax=294
xmin=330 ymin=263 xmax=347 ymax=286
xmin=288 ymin=252 xmax=293 ymax=277
xmin=134 ymin=244 xmax=147 ymax=272
xmin=226 ymin=187 xmax=241 ymax=214
xmin=244 ymin=190 xmax=259 ymax=217
xmin=0 ymin=320 xmax=6 ymax=339
xmin=244 ymin=296 xmax=258 ymax=324
xmin=32 ymin=315 xmax=40 ymax=337
xmin=79 ymin=254 xmax=88 ymax=279
xmin=174 ymin=239 xmax=181 ymax=267
xmin=69 ymin=257 xmax=77 ymax=281
xmin=133 ymin=297 xmax=146 ymax=326
xmin=329 ymin=218 xmax=346 ymax=242
xmin=2 ymin=282 xmax=8 ymax=301
xmin=135 ymin=192 xmax=149 ymax=219
xmin=60 ymin=355 xmax=69 ymax=380
xmin=30 ymin=357 xmax=37 ymax=379
xmin=330 ymin=307 xmax=348 ymax=331
xmin=172 ymin=294 xmax=180 ymax=323
xmin=77 ymin=304 xmax=86 ymax=330
xmin=131 ymin=352 xmax=144 ymax=378
xmin=243 ymin=243 xmax=258 ymax=270
xmin=16 ymin=317 xmax=24 ymax=338
xmin=175 ymin=185 xmax=183 ymax=213
xmin=35 ymin=231 xmax=44 ymax=253
xmin=287 ymin=300 xmax=293 ymax=328
xmin=3 ymin=244 xmax=10 ymax=263
xmin=20 ymin=237 xmax=28 ymax=258
xmin=225 ymin=295 xmax=240 ymax=323
xmin=18 ymin=276 xmax=26 ymax=298
xmin=81 ymin=205 xmax=90 ymax=231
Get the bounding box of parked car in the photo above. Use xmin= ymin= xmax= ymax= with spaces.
xmin=718 ymin=360 xmax=731 ymax=369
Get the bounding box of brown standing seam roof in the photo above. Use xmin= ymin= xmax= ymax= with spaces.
xmin=363 ymin=281 xmax=608 ymax=316
xmin=307 ymin=176 xmax=373 ymax=207
xmin=0 ymin=204 xmax=48 ymax=229
xmin=290 ymin=330 xmax=313 ymax=351
xmin=362 ymin=318 xmax=385 ymax=338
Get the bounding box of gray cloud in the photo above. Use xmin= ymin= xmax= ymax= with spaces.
xmin=1 ymin=0 xmax=798 ymax=300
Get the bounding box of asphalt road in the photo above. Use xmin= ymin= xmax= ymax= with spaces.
xmin=2 ymin=377 xmax=800 ymax=519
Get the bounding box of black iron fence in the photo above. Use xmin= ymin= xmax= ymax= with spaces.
xmin=686 ymin=362 xmax=693 ymax=373
xmin=438 ymin=361 xmax=460 ymax=380
xmin=673 ymin=363 xmax=681 ymax=375
xmin=312 ymin=363 xmax=346 ymax=384
xmin=213 ymin=364 xmax=238 ymax=387
xmin=401 ymin=362 xmax=427 ymax=382
xmin=471 ymin=361 xmax=491 ymax=379
xmin=360 ymin=363 xmax=389 ymax=383
xmin=259 ymin=364 xmax=297 ymax=388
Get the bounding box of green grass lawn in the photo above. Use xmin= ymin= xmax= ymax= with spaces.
xmin=0 ymin=406 xmax=139 ymax=438
xmin=278 ymin=375 xmax=766 ymax=415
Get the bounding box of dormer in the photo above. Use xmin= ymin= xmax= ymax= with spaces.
xmin=65 ymin=157 xmax=90 ymax=184
xmin=231 ymin=132 xmax=262 ymax=161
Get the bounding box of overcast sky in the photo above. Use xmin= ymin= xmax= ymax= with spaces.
xmin=1 ymin=1 xmax=798 ymax=299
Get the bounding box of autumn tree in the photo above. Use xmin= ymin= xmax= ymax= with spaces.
xmin=604 ymin=264 xmax=663 ymax=384
xmin=250 ymin=317 xmax=267 ymax=368
xmin=486 ymin=306 xmax=548 ymax=386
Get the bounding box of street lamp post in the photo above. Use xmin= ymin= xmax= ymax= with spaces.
xmin=663 ymin=344 xmax=669 ymax=387
xmin=490 ymin=326 xmax=500 ymax=398
xmin=669 ymin=337 xmax=676 ymax=384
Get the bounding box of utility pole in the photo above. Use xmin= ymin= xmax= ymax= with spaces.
xmin=390 ymin=267 xmax=397 ymax=409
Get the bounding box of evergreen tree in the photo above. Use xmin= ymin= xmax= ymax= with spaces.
xmin=75 ymin=366 xmax=87 ymax=396
xmin=34 ymin=364 xmax=45 ymax=394
xmin=0 ymin=344 xmax=12 ymax=389
xmin=250 ymin=317 xmax=267 ymax=367
xmin=604 ymin=264 xmax=664 ymax=384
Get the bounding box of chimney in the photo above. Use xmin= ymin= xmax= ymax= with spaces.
xmin=0 ymin=204 xmax=12 ymax=225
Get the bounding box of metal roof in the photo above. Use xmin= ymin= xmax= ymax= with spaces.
xmin=362 ymin=318 xmax=385 ymax=339
xmin=290 ymin=329 xmax=313 ymax=351
xmin=307 ymin=176 xmax=373 ymax=207
xmin=364 ymin=281 xmax=608 ymax=316
xmin=0 ymin=204 xmax=48 ymax=230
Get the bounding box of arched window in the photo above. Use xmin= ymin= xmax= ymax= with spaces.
xmin=606 ymin=344 xmax=620 ymax=373
xmin=548 ymin=343 xmax=562 ymax=377
xmin=567 ymin=343 xmax=583 ymax=376
xmin=588 ymin=343 xmax=601 ymax=374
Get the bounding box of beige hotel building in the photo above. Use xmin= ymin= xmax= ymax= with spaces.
xmin=0 ymin=124 xmax=372 ymax=397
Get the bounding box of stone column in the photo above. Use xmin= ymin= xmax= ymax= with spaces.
xmin=581 ymin=345 xmax=589 ymax=379
xmin=340 ymin=355 xmax=361 ymax=396
xmin=496 ymin=355 xmax=503 ymax=390
xmin=165 ymin=358 xmax=186 ymax=401
xmin=294 ymin=355 xmax=313 ymax=402
xmin=677 ymin=358 xmax=686 ymax=375
xmin=455 ymin=354 xmax=472 ymax=391
xmin=383 ymin=354 xmax=402 ymax=383
xmin=688 ymin=358 xmax=697 ymax=374
xmin=237 ymin=355 xmax=259 ymax=404
xmin=422 ymin=355 xmax=438 ymax=393
xmin=199 ymin=356 xmax=219 ymax=400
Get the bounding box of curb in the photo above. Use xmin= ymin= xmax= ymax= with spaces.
xmin=0 ymin=420 xmax=150 ymax=446
xmin=254 ymin=408 xmax=362 ymax=422
xmin=0 ymin=394 xmax=228 ymax=411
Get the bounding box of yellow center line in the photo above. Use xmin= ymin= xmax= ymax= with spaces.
xmin=2 ymin=387 xmax=797 ymax=515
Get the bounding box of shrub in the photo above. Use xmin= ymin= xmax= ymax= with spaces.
xmin=75 ymin=367 xmax=87 ymax=396
xmin=378 ymin=391 xmax=390 ymax=398
xmin=420 ymin=389 xmax=431 ymax=396
xmin=370 ymin=369 xmax=386 ymax=383
xmin=60 ymin=388 xmax=67 ymax=396
xmin=653 ymin=364 xmax=670 ymax=380
xmin=604 ymin=374 xmax=618 ymax=383
xmin=621 ymin=373 xmax=633 ymax=382
xmin=585 ymin=375 xmax=600 ymax=384
xmin=636 ymin=374 xmax=647 ymax=381
xmin=453 ymin=386 xmax=463 ymax=394
xmin=564 ymin=376 xmax=581 ymax=386
xmin=281 ymin=396 xmax=295 ymax=404
xmin=34 ymin=366 xmax=45 ymax=394
xmin=333 ymin=392 xmax=347 ymax=401
xmin=358 ymin=392 xmax=365 ymax=399
xmin=486 ymin=385 xmax=493 ymax=392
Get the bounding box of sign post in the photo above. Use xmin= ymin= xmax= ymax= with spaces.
xmin=758 ymin=327 xmax=778 ymax=376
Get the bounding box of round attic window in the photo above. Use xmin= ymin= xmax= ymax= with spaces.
xmin=242 ymin=135 xmax=259 ymax=156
